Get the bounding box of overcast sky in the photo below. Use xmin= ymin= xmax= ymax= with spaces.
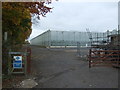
xmin=29 ymin=0 xmax=118 ymax=40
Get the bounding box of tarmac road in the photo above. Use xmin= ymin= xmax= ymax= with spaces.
xmin=30 ymin=45 xmax=118 ymax=88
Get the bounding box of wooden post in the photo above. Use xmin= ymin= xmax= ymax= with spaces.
xmin=89 ymin=49 xmax=91 ymax=68
xmin=27 ymin=47 xmax=31 ymax=74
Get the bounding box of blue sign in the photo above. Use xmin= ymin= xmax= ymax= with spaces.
xmin=13 ymin=63 xmax=22 ymax=68
xmin=13 ymin=56 xmax=22 ymax=69
xmin=16 ymin=56 xmax=20 ymax=60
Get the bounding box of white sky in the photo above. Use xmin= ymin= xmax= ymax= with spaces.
xmin=29 ymin=0 xmax=119 ymax=40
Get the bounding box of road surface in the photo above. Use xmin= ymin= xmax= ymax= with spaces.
xmin=30 ymin=45 xmax=118 ymax=88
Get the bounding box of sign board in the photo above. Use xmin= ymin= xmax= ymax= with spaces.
xmin=14 ymin=56 xmax=22 ymax=61
xmin=13 ymin=56 xmax=22 ymax=68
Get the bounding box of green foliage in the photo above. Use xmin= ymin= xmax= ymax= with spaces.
xmin=2 ymin=2 xmax=52 ymax=45
xmin=2 ymin=2 xmax=32 ymax=45
xmin=2 ymin=2 xmax=52 ymax=74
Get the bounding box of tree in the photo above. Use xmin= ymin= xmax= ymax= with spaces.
xmin=2 ymin=2 xmax=52 ymax=45
xmin=2 ymin=1 xmax=52 ymax=74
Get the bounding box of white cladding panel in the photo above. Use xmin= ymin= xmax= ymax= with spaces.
xmin=119 ymin=1 xmax=120 ymax=29
xmin=30 ymin=30 xmax=110 ymax=46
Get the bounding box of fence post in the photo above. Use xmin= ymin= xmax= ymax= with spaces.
xmin=77 ymin=42 xmax=80 ymax=56
xmin=89 ymin=49 xmax=91 ymax=68
xmin=27 ymin=47 xmax=31 ymax=74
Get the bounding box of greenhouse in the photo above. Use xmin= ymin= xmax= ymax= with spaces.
xmin=30 ymin=30 xmax=117 ymax=47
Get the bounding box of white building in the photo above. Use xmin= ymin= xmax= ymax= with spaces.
xmin=119 ymin=1 xmax=120 ymax=30
xmin=30 ymin=30 xmax=109 ymax=47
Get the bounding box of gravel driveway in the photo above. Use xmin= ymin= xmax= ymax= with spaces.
xmin=30 ymin=45 xmax=118 ymax=88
